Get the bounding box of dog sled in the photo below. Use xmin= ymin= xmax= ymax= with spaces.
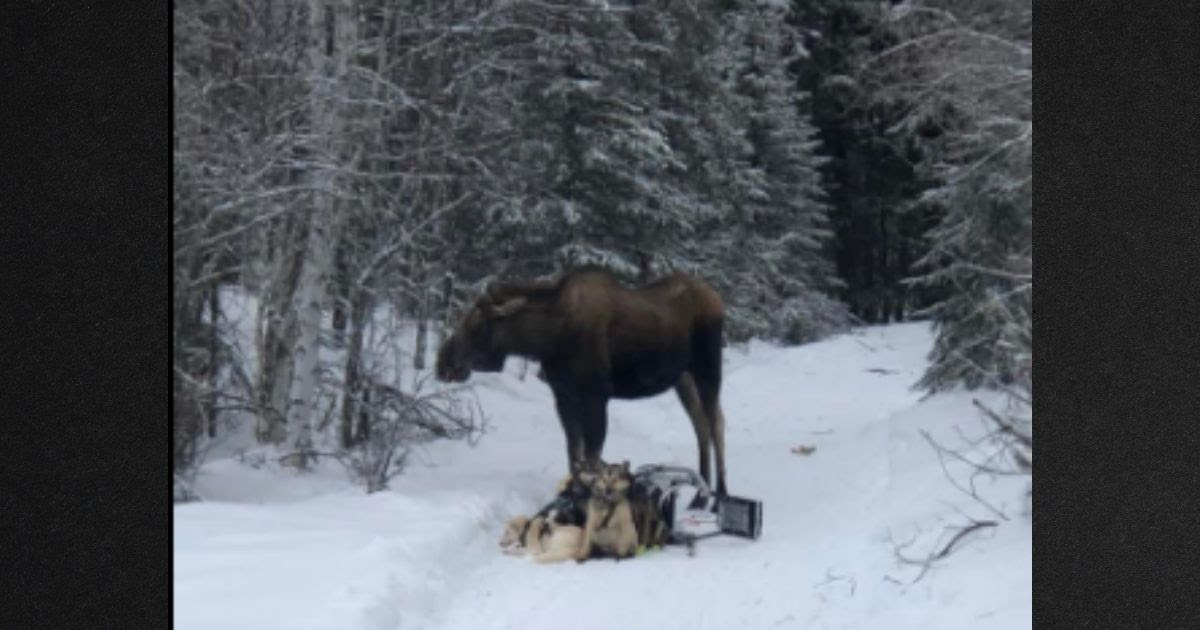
xmin=632 ymin=464 xmax=762 ymax=556
xmin=524 ymin=463 xmax=762 ymax=558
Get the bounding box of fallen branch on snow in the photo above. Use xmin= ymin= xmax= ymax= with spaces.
xmin=921 ymin=429 xmax=1011 ymax=521
xmin=892 ymin=519 xmax=998 ymax=584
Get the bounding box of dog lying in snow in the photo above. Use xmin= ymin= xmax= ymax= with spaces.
xmin=499 ymin=514 xmax=584 ymax=564
xmin=501 ymin=459 xmax=667 ymax=563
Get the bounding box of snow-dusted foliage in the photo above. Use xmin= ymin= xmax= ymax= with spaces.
xmin=341 ymin=377 xmax=485 ymax=493
xmin=701 ymin=2 xmax=849 ymax=342
xmin=173 ymin=0 xmax=495 ymax=474
xmin=488 ymin=0 xmax=710 ymax=281
xmin=790 ymin=0 xmax=943 ymax=324
xmin=860 ymin=0 xmax=1032 ymax=393
xmin=474 ymin=0 xmax=848 ymax=340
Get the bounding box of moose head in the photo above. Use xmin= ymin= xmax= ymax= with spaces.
xmin=435 ymin=281 xmax=550 ymax=383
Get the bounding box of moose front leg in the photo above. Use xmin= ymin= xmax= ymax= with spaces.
xmin=570 ymin=333 xmax=612 ymax=466
xmin=554 ymin=394 xmax=586 ymax=467
xmin=579 ymin=394 xmax=610 ymax=464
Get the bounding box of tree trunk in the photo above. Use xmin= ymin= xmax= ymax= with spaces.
xmin=433 ymin=273 xmax=453 ymax=367
xmin=391 ymin=305 xmax=405 ymax=391
xmin=878 ymin=204 xmax=891 ymax=323
xmin=412 ymin=256 xmax=428 ymax=372
xmin=286 ymin=204 xmax=334 ymax=466
xmin=413 ymin=316 xmax=428 ymax=371
xmin=437 ymin=273 xmax=453 ymax=338
xmin=206 ymin=285 xmax=221 ymax=438
xmin=287 ymin=0 xmax=353 ymax=466
xmin=330 ymin=237 xmax=351 ymax=347
xmin=356 ymin=383 xmax=371 ymax=445
xmin=255 ymin=212 xmax=305 ymax=444
xmin=339 ymin=288 xmax=370 ymax=448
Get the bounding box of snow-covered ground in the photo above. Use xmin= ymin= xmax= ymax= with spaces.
xmin=174 ymin=322 xmax=1031 ymax=630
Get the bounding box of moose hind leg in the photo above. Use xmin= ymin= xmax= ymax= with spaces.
xmin=694 ymin=381 xmax=727 ymax=496
xmin=708 ymin=398 xmax=728 ymax=496
xmin=675 ymin=372 xmax=712 ymax=486
xmin=692 ymin=322 xmax=728 ymax=496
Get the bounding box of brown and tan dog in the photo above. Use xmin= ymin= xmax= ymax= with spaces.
xmin=499 ymin=514 xmax=584 ymax=564
xmin=574 ymin=460 xmax=640 ymax=561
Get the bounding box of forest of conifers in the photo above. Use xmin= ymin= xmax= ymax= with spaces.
xmin=173 ymin=0 xmax=1030 ymax=483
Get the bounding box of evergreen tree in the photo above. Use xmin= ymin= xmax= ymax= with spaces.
xmin=703 ymin=1 xmax=848 ymax=342
xmin=790 ymin=0 xmax=940 ymax=323
xmin=495 ymin=1 xmax=703 ymax=280
xmin=860 ymin=0 xmax=1031 ymax=391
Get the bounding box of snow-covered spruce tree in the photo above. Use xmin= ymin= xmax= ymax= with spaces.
xmin=860 ymin=0 xmax=1031 ymax=392
xmin=468 ymin=0 xmax=847 ymax=346
xmin=789 ymin=0 xmax=942 ymax=324
xmin=700 ymin=1 xmax=848 ymax=343
xmin=491 ymin=0 xmax=709 ymax=282
xmin=913 ymin=177 xmax=1031 ymax=392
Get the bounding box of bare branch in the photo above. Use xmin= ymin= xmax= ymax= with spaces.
xmin=973 ymin=398 xmax=1032 ymax=450
xmin=892 ymin=519 xmax=998 ymax=584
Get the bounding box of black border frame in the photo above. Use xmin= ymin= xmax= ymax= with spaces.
xmin=3 ymin=0 xmax=1199 ymax=627
xmin=0 ymin=3 xmax=169 ymax=628
xmin=1035 ymin=1 xmax=1200 ymax=627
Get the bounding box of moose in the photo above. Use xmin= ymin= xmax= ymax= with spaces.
xmin=435 ymin=267 xmax=729 ymax=496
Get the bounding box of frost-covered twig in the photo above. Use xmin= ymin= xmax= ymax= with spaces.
xmin=340 ymin=375 xmax=487 ymax=493
xmin=892 ymin=518 xmax=998 ymax=584
xmin=815 ymin=569 xmax=857 ymax=597
xmin=921 ymin=429 xmax=1010 ymax=522
xmin=973 ymin=398 xmax=1031 ymax=450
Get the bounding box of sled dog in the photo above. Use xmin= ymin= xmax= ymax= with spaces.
xmin=629 ymin=479 xmax=668 ymax=549
xmin=574 ymin=460 xmax=639 ymax=561
xmin=500 ymin=514 xmax=584 ymax=564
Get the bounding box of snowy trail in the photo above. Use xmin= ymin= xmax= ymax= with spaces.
xmin=174 ymin=323 xmax=1030 ymax=630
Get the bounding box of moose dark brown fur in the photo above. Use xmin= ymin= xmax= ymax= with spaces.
xmin=436 ymin=267 xmax=729 ymax=495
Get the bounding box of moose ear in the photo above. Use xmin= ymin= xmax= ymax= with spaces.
xmin=489 ymin=295 xmax=526 ymax=318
